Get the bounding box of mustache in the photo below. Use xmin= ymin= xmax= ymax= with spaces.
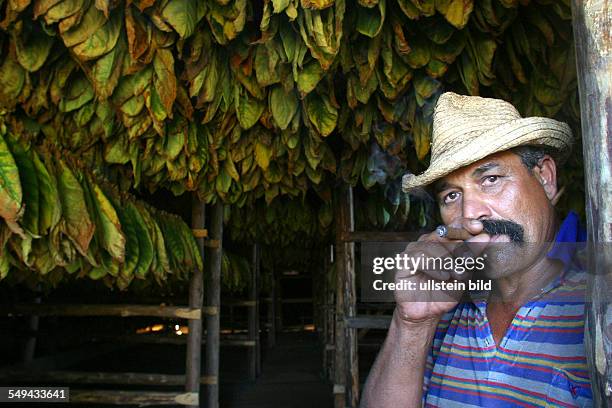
xmin=481 ymin=219 xmax=525 ymax=243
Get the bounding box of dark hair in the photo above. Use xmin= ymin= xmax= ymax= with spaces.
xmin=511 ymin=145 xmax=556 ymax=171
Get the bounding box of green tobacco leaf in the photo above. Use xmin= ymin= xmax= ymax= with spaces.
xmin=0 ymin=133 xmax=23 ymax=229
xmin=92 ymin=32 xmax=126 ymax=99
xmin=0 ymin=57 xmax=26 ymax=105
xmin=412 ymin=0 xmax=435 ymax=16
xmin=413 ymin=73 xmax=440 ymax=106
xmin=179 ymin=219 xmax=201 ymax=271
xmin=272 ymin=0 xmax=290 ymax=13
xmin=356 ymin=0 xmax=386 ymax=38
xmin=5 ymin=137 xmax=38 ymax=236
xmin=151 ymin=214 xmax=171 ymax=273
xmin=435 ymin=0 xmax=473 ymax=29
xmin=87 ymin=179 xmax=125 ymax=262
xmin=255 ymin=43 xmax=281 ymax=87
xmin=305 ymin=93 xmax=338 ymax=137
xmin=55 ymin=158 xmax=95 ymax=256
xmin=32 ymin=150 xmax=60 ymax=235
xmin=301 ymin=0 xmax=334 ymax=9
xmin=114 ymin=201 xmax=138 ymax=280
xmin=15 ymin=26 xmax=54 ymax=72
xmin=72 ymin=9 xmax=122 ymax=60
xmin=59 ymin=75 xmax=95 ymax=112
xmin=397 ymin=0 xmax=420 ymax=19
xmin=224 ymin=157 xmax=240 ymax=182
xmin=404 ymin=35 xmax=431 ymax=68
xmin=270 ymin=86 xmax=298 ymax=130
xmin=297 ymin=61 xmax=325 ymax=96
xmin=413 ymin=113 xmax=431 ymax=160
xmin=458 ymin=51 xmax=479 ymax=95
xmin=162 ymin=0 xmax=199 ymax=39
xmin=61 ymin=3 xmax=107 ymax=48
xmin=153 ymin=49 xmax=177 ymax=115
xmin=235 ymin=87 xmax=265 ymax=130
xmin=125 ymin=202 xmax=153 ymax=279
xmin=158 ymin=214 xmax=184 ymax=271
xmin=255 ymin=140 xmax=273 ymax=171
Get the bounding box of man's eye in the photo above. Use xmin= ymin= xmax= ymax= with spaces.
xmin=483 ymin=175 xmax=500 ymax=185
xmin=443 ymin=191 xmax=460 ymax=204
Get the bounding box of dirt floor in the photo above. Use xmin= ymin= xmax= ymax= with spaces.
xmin=220 ymin=332 xmax=333 ymax=408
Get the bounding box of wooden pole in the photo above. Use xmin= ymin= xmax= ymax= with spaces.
xmin=276 ymin=274 xmax=283 ymax=333
xmin=204 ymin=201 xmax=223 ymax=408
xmin=334 ymin=186 xmax=359 ymax=408
xmin=267 ymin=269 xmax=276 ymax=348
xmin=571 ymin=1 xmax=612 ymax=405
xmin=327 ymin=244 xmax=335 ymax=381
xmin=22 ymin=288 xmax=41 ymax=363
xmin=185 ymin=196 xmax=205 ymax=408
xmin=322 ymin=246 xmax=330 ymax=379
xmin=255 ymin=245 xmax=261 ymax=376
xmin=248 ymin=243 xmax=259 ymax=380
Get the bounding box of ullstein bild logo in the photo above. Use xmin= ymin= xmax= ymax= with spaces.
xmin=372 ymin=278 xmax=491 ymax=292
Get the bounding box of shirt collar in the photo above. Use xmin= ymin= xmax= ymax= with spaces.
xmin=470 ymin=211 xmax=587 ymax=311
xmin=546 ymin=210 xmax=587 ymax=269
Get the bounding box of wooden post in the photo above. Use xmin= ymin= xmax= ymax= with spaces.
xmin=276 ymin=274 xmax=283 ymax=333
xmin=22 ymin=287 xmax=41 ymax=363
xmin=248 ymin=243 xmax=260 ymax=380
xmin=327 ymin=244 xmax=336 ymax=381
xmin=322 ymin=246 xmax=330 ymax=379
xmin=334 ymin=186 xmax=359 ymax=408
xmin=204 ymin=201 xmax=223 ymax=408
xmin=185 ymin=196 xmax=205 ymax=408
xmin=571 ymin=1 xmax=612 ymax=405
xmin=267 ymin=270 xmax=276 ymax=348
xmin=255 ymin=245 xmax=261 ymax=376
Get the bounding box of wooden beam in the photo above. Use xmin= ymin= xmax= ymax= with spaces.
xmin=1 ymin=304 xmax=201 ymax=319
xmin=204 ymin=201 xmax=223 ymax=408
xmin=0 ymin=370 xmax=187 ymax=386
xmin=572 ymin=1 xmax=612 ymax=405
xmin=0 ymin=370 xmax=244 ymax=386
xmin=69 ymin=390 xmax=198 ymax=406
xmin=185 ymin=196 xmax=205 ymax=408
xmin=346 ymin=316 xmax=392 ymax=330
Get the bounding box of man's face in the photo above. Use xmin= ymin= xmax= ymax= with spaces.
xmin=433 ymin=150 xmax=559 ymax=278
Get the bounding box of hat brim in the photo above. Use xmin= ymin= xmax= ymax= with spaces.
xmin=401 ymin=117 xmax=573 ymax=192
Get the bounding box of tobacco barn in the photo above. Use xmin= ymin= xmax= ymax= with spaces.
xmin=0 ymin=0 xmax=609 ymax=407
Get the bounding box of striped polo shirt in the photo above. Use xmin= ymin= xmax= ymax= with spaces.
xmin=423 ymin=213 xmax=593 ymax=407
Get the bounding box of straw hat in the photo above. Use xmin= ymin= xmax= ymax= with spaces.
xmin=401 ymin=92 xmax=574 ymax=192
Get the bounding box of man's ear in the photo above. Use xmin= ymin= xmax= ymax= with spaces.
xmin=533 ymin=155 xmax=558 ymax=202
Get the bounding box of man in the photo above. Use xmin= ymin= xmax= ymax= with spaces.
xmin=361 ymin=92 xmax=592 ymax=407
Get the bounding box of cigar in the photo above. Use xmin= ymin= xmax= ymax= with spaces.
xmin=435 ymin=225 xmax=474 ymax=240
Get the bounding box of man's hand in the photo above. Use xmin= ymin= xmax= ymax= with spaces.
xmin=361 ymin=219 xmax=492 ymax=408
xmin=394 ymin=219 xmax=491 ymax=324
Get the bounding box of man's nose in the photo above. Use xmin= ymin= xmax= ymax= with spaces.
xmin=461 ymin=192 xmax=491 ymax=220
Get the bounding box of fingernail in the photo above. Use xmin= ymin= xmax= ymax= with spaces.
xmin=470 ymin=220 xmax=481 ymax=225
